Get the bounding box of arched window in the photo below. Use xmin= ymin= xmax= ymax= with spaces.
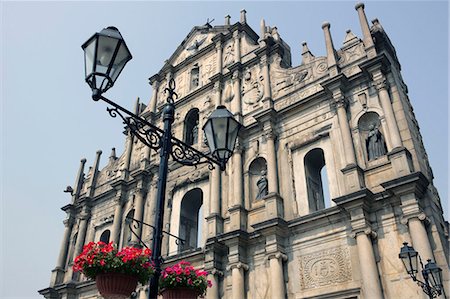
xmin=122 ymin=210 xmax=135 ymax=247
xmin=184 ymin=109 xmax=199 ymax=146
xmin=304 ymin=148 xmax=330 ymax=212
xmin=179 ymin=188 xmax=203 ymax=252
xmin=190 ymin=65 xmax=200 ymax=90
xmin=100 ymin=230 xmax=111 ymax=243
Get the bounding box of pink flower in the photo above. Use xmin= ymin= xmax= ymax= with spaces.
xmin=187 ymin=278 xmax=193 ymax=285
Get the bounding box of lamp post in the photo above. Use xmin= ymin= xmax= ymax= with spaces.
xmin=82 ymin=26 xmax=241 ymax=299
xmin=399 ymin=242 xmax=444 ymax=298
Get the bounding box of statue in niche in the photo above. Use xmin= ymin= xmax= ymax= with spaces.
xmin=190 ymin=66 xmax=200 ymax=90
xmin=256 ymin=170 xmax=268 ymax=200
xmin=366 ymin=124 xmax=387 ymax=160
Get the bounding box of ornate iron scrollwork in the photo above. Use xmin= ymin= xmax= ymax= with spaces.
xmin=125 ymin=217 xmax=185 ymax=249
xmin=97 ymin=79 xmax=223 ymax=170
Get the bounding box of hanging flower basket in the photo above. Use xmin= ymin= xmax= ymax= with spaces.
xmin=159 ymin=261 xmax=212 ymax=298
xmin=96 ymin=273 xmax=138 ymax=299
xmin=72 ymin=242 xmax=154 ymax=298
xmin=160 ymin=287 xmax=200 ymax=299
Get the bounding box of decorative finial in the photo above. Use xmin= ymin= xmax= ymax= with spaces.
xmin=110 ymin=148 xmax=117 ymax=160
xmin=355 ymin=2 xmax=365 ymax=10
xmin=225 ymin=15 xmax=231 ymax=26
xmin=240 ymin=9 xmax=247 ymax=24
xmin=322 ymin=21 xmax=330 ymax=29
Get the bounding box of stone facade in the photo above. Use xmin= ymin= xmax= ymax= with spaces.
xmin=40 ymin=4 xmax=449 ymax=299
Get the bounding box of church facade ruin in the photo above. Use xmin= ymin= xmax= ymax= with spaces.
xmin=40 ymin=3 xmax=449 ymax=299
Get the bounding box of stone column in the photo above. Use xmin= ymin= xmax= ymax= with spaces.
xmin=206 ymin=269 xmax=222 ymax=299
xmin=229 ymin=263 xmax=248 ymax=299
xmin=50 ymin=216 xmax=75 ymax=286
xmin=268 ymin=253 xmax=287 ymax=299
xmin=207 ymin=167 xmax=223 ymax=236
xmin=214 ymin=81 xmax=222 ymax=107
xmin=229 ymin=139 xmax=246 ymax=231
xmin=233 ymin=142 xmax=244 ymax=206
xmin=55 ymin=218 xmax=74 ymax=270
xmin=232 ymin=71 xmax=242 ymax=115
xmin=73 ymin=207 xmax=91 ymax=259
xmin=85 ymin=222 xmax=95 ymax=244
xmin=130 ymin=187 xmax=147 ymax=246
xmin=233 ymin=31 xmax=241 ymax=63
xmin=322 ymin=22 xmax=339 ymax=77
xmin=111 ymin=193 xmax=124 ymax=243
xmin=354 ymin=230 xmax=384 ymax=299
xmin=374 ymin=76 xmax=402 ymax=150
xmin=335 ymin=98 xmax=356 ymax=166
xmin=261 ymin=55 xmax=272 ymax=105
xmin=407 ymin=215 xmax=434 ymax=261
xmin=265 ymin=130 xmax=279 ymax=194
xmin=355 ymin=3 xmax=376 ymax=58
xmin=216 ymin=42 xmax=223 ymax=75
xmin=146 ymin=179 xmax=158 ymax=227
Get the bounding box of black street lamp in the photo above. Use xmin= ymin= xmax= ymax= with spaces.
xmin=399 ymin=242 xmax=444 ymax=298
xmin=82 ymin=26 xmax=241 ymax=299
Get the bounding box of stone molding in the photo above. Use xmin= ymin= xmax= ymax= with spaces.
xmin=266 ymin=252 xmax=288 ymax=262
xmin=400 ymin=212 xmax=430 ymax=226
xmin=350 ymin=227 xmax=378 ymax=239
xmin=209 ymin=268 xmax=224 ymax=277
xmin=373 ymin=77 xmax=388 ymax=92
xmin=226 ymin=262 xmax=249 ymax=272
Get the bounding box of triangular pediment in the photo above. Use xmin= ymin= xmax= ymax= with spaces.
xmin=168 ymin=25 xmax=229 ymax=67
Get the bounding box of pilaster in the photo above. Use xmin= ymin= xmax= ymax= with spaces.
xmin=333 ymin=189 xmax=383 ymax=299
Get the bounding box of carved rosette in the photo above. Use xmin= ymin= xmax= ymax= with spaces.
xmin=299 ymin=247 xmax=352 ymax=289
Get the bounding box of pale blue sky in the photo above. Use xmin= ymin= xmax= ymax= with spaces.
xmin=1 ymin=1 xmax=448 ymax=298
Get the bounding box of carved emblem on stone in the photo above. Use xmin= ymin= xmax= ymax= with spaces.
xmin=242 ymin=69 xmax=263 ymax=105
xmin=186 ymin=35 xmax=207 ymax=55
xmin=223 ymin=41 xmax=235 ymax=67
xmin=299 ymin=246 xmax=352 ymax=289
xmin=316 ymin=62 xmax=328 ymax=73
xmin=203 ymin=62 xmax=214 ymax=82
xmin=223 ymin=82 xmax=234 ymax=102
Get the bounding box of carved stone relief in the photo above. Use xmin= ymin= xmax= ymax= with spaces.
xmin=223 ymin=41 xmax=235 ymax=67
xmin=299 ymin=246 xmax=352 ymax=289
xmin=223 ymin=82 xmax=234 ymax=103
xmin=241 ymin=69 xmax=263 ymax=106
xmin=274 ymin=84 xmax=323 ymax=111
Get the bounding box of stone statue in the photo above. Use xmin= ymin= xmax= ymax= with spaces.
xmin=366 ymin=124 xmax=387 ymax=160
xmin=256 ymin=170 xmax=268 ymax=200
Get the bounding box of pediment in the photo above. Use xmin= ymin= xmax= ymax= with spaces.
xmin=168 ymin=26 xmax=227 ymax=67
